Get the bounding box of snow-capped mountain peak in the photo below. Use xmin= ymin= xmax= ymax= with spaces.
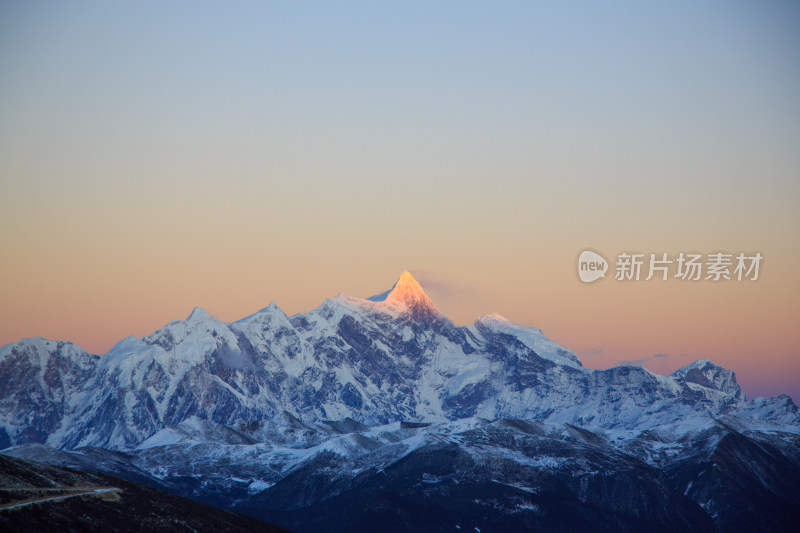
xmin=187 ymin=306 xmax=213 ymax=322
xmin=367 ymin=271 xmax=440 ymax=318
xmin=0 ymin=271 xmax=796 ymax=455
xmin=2 ymin=273 xmax=799 ymax=533
xmin=473 ymin=313 xmax=582 ymax=368
xmin=672 ymin=358 xmax=743 ymax=400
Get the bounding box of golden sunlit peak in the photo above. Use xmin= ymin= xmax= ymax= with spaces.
xmin=384 ymin=271 xmax=441 ymax=317
xmin=366 ymin=271 xmax=439 ymax=316
xmin=397 ymin=271 xmax=419 ymax=287
xmin=386 ymin=271 xmax=426 ymax=301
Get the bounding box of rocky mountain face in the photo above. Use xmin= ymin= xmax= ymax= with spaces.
xmin=1 ymin=271 xmax=799 ymax=531
xmin=4 ymin=415 xmax=799 ymax=532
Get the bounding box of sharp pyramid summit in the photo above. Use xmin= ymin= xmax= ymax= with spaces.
xmin=366 ymin=270 xmax=440 ymax=318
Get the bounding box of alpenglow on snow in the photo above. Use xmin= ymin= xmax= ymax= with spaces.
xmin=0 ymin=271 xmax=796 ymax=451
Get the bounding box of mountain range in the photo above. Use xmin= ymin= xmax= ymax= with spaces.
xmin=1 ymin=271 xmax=798 ymax=531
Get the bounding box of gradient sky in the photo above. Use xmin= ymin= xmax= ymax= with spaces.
xmin=1 ymin=2 xmax=799 ymax=402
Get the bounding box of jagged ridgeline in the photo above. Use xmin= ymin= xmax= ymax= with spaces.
xmin=0 ymin=271 xmax=795 ymax=450
xmin=1 ymin=272 xmax=799 ymax=532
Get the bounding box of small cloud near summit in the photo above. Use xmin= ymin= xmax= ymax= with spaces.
xmin=409 ymin=269 xmax=485 ymax=307
xmin=619 ymin=358 xmax=647 ymax=366
xmin=618 ymin=353 xmax=672 ymax=367
xmin=579 ymin=346 xmax=605 ymax=358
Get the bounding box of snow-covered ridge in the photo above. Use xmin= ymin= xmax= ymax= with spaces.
xmin=0 ymin=271 xmax=797 ymax=452
xmin=472 ymin=313 xmax=582 ymax=368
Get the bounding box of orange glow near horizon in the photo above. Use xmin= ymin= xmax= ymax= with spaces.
xmin=1 ymin=255 xmax=797 ymax=402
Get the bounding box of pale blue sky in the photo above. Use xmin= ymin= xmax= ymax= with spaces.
xmin=2 ymin=2 xmax=798 ymax=192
